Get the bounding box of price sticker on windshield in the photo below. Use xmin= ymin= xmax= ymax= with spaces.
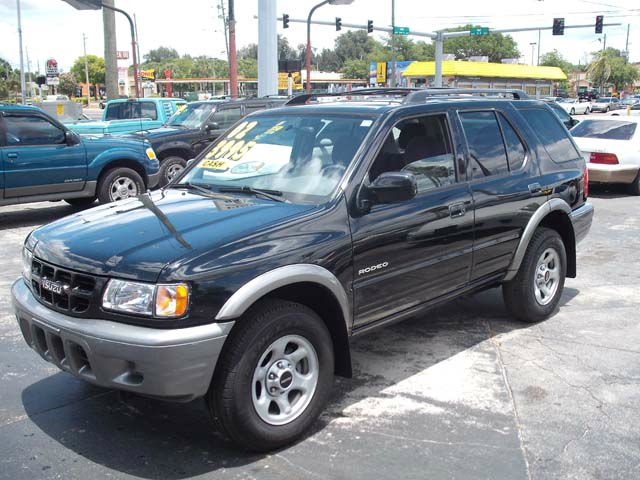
xmin=199 ymin=159 xmax=229 ymax=171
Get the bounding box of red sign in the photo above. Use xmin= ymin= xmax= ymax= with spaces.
xmin=45 ymin=58 xmax=58 ymax=76
xmin=165 ymin=68 xmax=171 ymax=79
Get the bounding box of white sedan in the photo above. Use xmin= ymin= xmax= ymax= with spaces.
xmin=570 ymin=117 xmax=640 ymax=194
xmin=557 ymin=98 xmax=591 ymax=115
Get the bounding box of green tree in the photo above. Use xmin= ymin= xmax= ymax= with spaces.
xmin=335 ymin=30 xmax=377 ymax=63
xmin=70 ymin=55 xmax=105 ymax=89
xmin=238 ymin=43 xmax=258 ymax=60
xmin=144 ymin=46 xmax=179 ymax=63
xmin=540 ymin=50 xmax=574 ymax=75
xmin=340 ymin=59 xmax=369 ymax=79
xmin=443 ymin=25 xmax=520 ymax=62
xmin=238 ymin=58 xmax=258 ymax=78
xmin=588 ymin=48 xmax=640 ymax=91
xmin=58 ymin=72 xmax=78 ymax=97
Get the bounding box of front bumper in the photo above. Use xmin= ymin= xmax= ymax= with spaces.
xmin=570 ymin=202 xmax=594 ymax=244
xmin=147 ymin=171 xmax=161 ymax=189
xmin=588 ymin=163 xmax=639 ymax=184
xmin=12 ymin=279 xmax=233 ymax=401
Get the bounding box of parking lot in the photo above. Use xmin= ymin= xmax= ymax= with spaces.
xmin=0 ymin=187 xmax=638 ymax=480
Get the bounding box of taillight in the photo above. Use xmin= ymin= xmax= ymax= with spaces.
xmin=583 ymin=167 xmax=589 ymax=199
xmin=589 ymin=152 xmax=619 ymax=164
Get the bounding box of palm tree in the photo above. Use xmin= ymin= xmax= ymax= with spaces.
xmin=587 ymin=52 xmax=612 ymax=94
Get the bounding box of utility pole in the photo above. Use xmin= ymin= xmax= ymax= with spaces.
xmin=257 ymin=0 xmax=277 ymax=97
xmin=624 ymin=24 xmax=630 ymax=62
xmin=16 ymin=0 xmax=26 ymax=104
xmin=134 ymin=13 xmax=142 ymax=70
xmin=537 ymin=29 xmax=541 ymax=65
xmin=228 ymin=0 xmax=238 ymax=97
xmin=219 ymin=0 xmax=229 ymax=65
xmin=530 ymin=42 xmax=537 ymax=66
xmin=83 ymin=33 xmax=91 ymax=106
xmin=390 ymin=0 xmax=396 ymax=87
xmin=102 ymin=0 xmax=118 ymax=100
xmin=25 ymin=47 xmax=32 ymax=99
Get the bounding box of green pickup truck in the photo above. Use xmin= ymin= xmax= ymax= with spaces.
xmin=65 ymin=98 xmax=186 ymax=135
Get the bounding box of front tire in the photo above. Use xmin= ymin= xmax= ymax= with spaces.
xmin=585 ymin=107 xmax=590 ymax=114
xmin=158 ymin=156 xmax=187 ymax=187
xmin=97 ymin=167 xmax=145 ymax=204
xmin=570 ymin=108 xmax=575 ymax=115
xmin=208 ymin=300 xmax=334 ymax=452
xmin=503 ymin=227 xmax=566 ymax=323
xmin=629 ymin=171 xmax=640 ymax=196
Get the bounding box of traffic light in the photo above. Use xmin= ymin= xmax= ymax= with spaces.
xmin=367 ymin=20 xmax=373 ymax=34
xmin=552 ymin=17 xmax=565 ymax=36
xmin=595 ymin=15 xmax=604 ymax=34
xmin=283 ymin=14 xmax=290 ymax=29
xmin=335 ymin=17 xmax=342 ymax=31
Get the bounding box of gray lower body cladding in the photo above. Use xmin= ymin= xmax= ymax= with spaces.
xmin=12 ymin=279 xmax=233 ymax=401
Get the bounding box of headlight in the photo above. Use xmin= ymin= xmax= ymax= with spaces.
xmin=102 ymin=279 xmax=189 ymax=318
xmin=145 ymin=147 xmax=157 ymax=160
xmin=22 ymin=247 xmax=33 ymax=282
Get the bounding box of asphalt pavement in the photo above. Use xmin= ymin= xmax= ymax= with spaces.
xmin=0 ymin=187 xmax=639 ymax=480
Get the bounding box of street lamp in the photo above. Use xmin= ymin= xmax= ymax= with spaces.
xmin=529 ymin=42 xmax=537 ymax=67
xmin=306 ymin=0 xmax=354 ymax=93
xmin=61 ymin=0 xmax=140 ymax=98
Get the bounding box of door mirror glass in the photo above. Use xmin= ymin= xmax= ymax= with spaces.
xmin=65 ymin=130 xmax=81 ymax=145
xmin=369 ymin=171 xmax=417 ymax=204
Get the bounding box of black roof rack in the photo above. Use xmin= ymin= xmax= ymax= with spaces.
xmin=285 ymin=88 xmax=419 ymax=106
xmin=404 ymin=88 xmax=530 ymax=103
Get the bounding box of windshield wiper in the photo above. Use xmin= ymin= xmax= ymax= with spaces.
xmin=170 ymin=182 xmax=235 ymax=200
xmin=217 ymin=186 xmax=289 ymax=203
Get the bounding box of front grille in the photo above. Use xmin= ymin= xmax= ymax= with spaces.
xmin=30 ymin=258 xmax=100 ymax=315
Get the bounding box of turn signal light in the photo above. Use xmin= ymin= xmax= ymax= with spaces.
xmin=589 ymin=152 xmax=619 ymax=165
xmin=155 ymin=284 xmax=189 ymax=317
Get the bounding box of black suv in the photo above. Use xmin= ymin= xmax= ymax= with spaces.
xmin=135 ymin=97 xmax=287 ymax=186
xmin=13 ymin=88 xmax=593 ymax=451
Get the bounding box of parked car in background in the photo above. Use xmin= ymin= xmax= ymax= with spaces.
xmin=66 ymin=98 xmax=187 ymax=135
xmin=0 ymin=104 xmax=159 ymax=207
xmin=571 ymin=117 xmax=640 ymax=194
xmin=133 ymin=97 xmax=287 ymax=185
xmin=590 ymin=97 xmax=621 ymax=113
xmin=578 ymin=89 xmax=599 ymax=101
xmin=607 ymin=103 xmax=640 ymax=116
xmin=557 ymin=97 xmax=591 ymax=115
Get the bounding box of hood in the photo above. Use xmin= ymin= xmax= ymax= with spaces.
xmin=79 ymin=133 xmax=150 ymax=150
xmin=67 ymin=120 xmax=109 ymax=134
xmin=125 ymin=125 xmax=193 ymax=141
xmin=31 ymin=190 xmax=315 ymax=282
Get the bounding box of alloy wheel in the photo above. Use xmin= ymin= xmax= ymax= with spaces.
xmin=534 ymin=247 xmax=561 ymax=306
xmin=109 ymin=176 xmax=138 ymax=201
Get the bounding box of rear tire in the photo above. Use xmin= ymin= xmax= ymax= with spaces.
xmin=570 ymin=108 xmax=575 ymax=115
xmin=585 ymin=107 xmax=590 ymax=114
xmin=65 ymin=197 xmax=96 ymax=208
xmin=97 ymin=167 xmax=145 ymax=204
xmin=503 ymin=227 xmax=566 ymax=323
xmin=629 ymin=171 xmax=640 ymax=196
xmin=158 ymin=156 xmax=187 ymax=187
xmin=208 ymin=299 xmax=334 ymax=452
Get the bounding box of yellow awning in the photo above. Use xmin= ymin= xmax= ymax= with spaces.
xmin=402 ymin=61 xmax=567 ymax=81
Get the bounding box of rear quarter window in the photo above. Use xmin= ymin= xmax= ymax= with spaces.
xmin=518 ymin=108 xmax=581 ymax=162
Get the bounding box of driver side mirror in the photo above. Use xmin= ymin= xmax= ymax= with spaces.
xmin=65 ymin=130 xmax=81 ymax=146
xmin=205 ymin=121 xmax=220 ymax=132
xmin=368 ymin=171 xmax=418 ymax=205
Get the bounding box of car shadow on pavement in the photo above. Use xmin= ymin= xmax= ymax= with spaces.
xmin=20 ymin=287 xmax=578 ymax=479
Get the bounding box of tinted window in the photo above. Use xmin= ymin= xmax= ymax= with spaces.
xmin=104 ymin=102 xmax=124 ymax=120
xmin=571 ymin=120 xmax=637 ymax=140
xmin=370 ymin=114 xmax=456 ymax=193
xmin=519 ymin=108 xmax=581 ymax=162
xmin=139 ymin=102 xmax=158 ymax=120
xmin=460 ymin=111 xmax=509 ymax=177
xmin=5 ymin=115 xmax=65 ymax=146
xmin=498 ymin=113 xmax=526 ymax=171
xmin=245 ymin=104 xmax=266 ymax=115
xmin=548 ymin=103 xmax=571 ymax=124
xmin=211 ymin=107 xmax=243 ymax=129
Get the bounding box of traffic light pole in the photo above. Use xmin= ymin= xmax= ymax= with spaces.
xmin=280 ymin=17 xmax=620 ymax=88
xmin=101 ymin=2 xmax=140 ymax=98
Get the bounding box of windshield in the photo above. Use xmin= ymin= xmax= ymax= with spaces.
xmin=178 ymin=114 xmax=375 ymax=203
xmin=571 ymin=120 xmax=637 ymax=140
xmin=166 ymin=103 xmax=216 ymax=128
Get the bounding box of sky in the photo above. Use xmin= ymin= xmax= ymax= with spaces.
xmin=0 ymin=0 xmax=639 ymax=74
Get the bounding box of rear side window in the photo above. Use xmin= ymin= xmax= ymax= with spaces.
xmin=519 ymin=108 xmax=581 ymax=162
xmin=571 ymin=120 xmax=637 ymax=140
xmin=104 ymin=103 xmax=123 ymax=120
xmin=459 ymin=111 xmax=509 ymax=177
xmin=498 ymin=113 xmax=526 ymax=171
xmin=139 ymin=102 xmax=158 ymax=120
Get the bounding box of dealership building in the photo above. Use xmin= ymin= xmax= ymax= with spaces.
xmin=400 ymin=60 xmax=567 ymax=97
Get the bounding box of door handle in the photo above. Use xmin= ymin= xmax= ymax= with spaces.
xmin=528 ymin=183 xmax=543 ymax=194
xmin=448 ymin=203 xmax=466 ymax=218
xmin=6 ymin=153 xmax=18 ymax=159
